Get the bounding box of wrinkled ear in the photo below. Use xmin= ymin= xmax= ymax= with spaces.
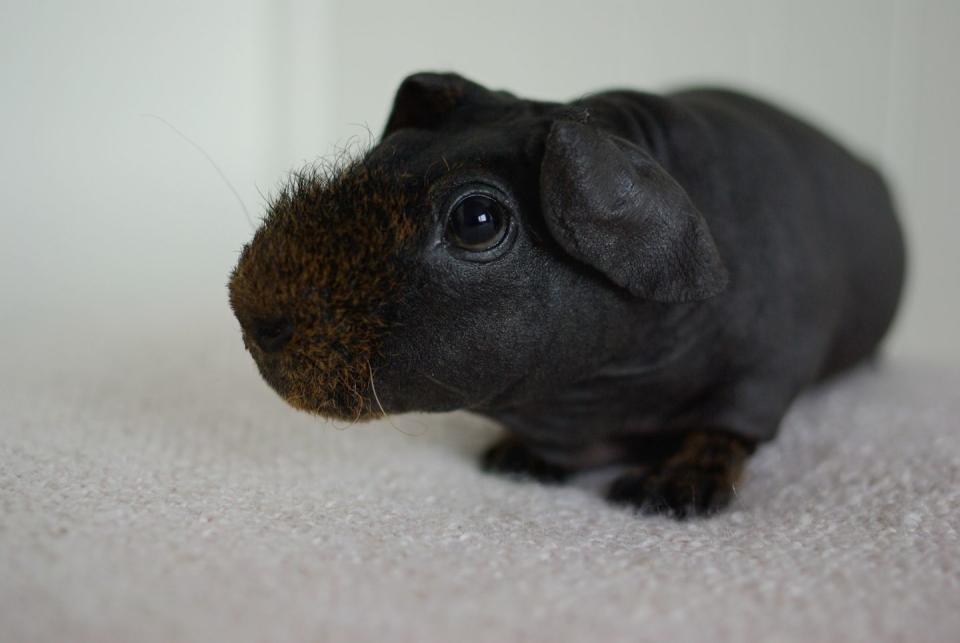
xmin=540 ymin=121 xmax=728 ymax=302
xmin=382 ymin=72 xmax=473 ymax=137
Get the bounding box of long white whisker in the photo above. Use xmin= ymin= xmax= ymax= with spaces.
xmin=141 ymin=113 xmax=256 ymax=230
xmin=369 ymin=362 xmax=425 ymax=437
xmin=417 ymin=369 xmax=467 ymax=397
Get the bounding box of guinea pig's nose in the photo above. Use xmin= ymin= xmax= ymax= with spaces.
xmin=250 ymin=317 xmax=294 ymax=353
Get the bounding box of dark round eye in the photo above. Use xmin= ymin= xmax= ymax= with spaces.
xmin=447 ymin=195 xmax=508 ymax=251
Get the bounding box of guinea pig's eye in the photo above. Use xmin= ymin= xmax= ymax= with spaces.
xmin=447 ymin=195 xmax=508 ymax=251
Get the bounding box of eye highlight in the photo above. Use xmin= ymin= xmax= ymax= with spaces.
xmin=446 ymin=194 xmax=509 ymax=251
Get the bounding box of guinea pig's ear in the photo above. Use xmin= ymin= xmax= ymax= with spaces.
xmin=382 ymin=72 xmax=472 ymax=137
xmin=540 ymin=121 xmax=728 ymax=302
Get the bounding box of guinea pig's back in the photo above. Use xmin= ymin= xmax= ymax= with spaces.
xmin=671 ymin=88 xmax=906 ymax=378
xmin=813 ymin=149 xmax=905 ymax=377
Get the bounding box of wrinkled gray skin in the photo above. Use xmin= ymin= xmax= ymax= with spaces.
xmin=234 ymin=71 xmax=905 ymax=517
xmin=368 ymin=73 xmax=905 ymax=469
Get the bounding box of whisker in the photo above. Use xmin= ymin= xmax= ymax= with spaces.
xmin=141 ymin=113 xmax=256 ymax=230
xmin=369 ymin=362 xmax=425 ymax=437
xmin=254 ymin=182 xmax=270 ymax=212
xmin=417 ymin=369 xmax=467 ymax=397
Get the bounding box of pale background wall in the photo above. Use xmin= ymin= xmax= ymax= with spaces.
xmin=1 ymin=0 xmax=957 ymax=360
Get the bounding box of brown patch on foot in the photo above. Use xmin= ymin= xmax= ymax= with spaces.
xmin=607 ymin=430 xmax=754 ymax=518
xmin=481 ymin=437 xmax=571 ymax=484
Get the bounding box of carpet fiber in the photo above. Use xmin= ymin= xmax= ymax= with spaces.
xmin=2 ymin=315 xmax=959 ymax=642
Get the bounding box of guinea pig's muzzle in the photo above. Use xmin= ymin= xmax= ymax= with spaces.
xmin=246 ymin=317 xmax=295 ymax=354
xmin=227 ymin=160 xmax=420 ymax=421
xmin=230 ymin=303 xmax=379 ymax=420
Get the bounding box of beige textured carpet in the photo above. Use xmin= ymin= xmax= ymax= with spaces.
xmin=2 ymin=312 xmax=959 ymax=643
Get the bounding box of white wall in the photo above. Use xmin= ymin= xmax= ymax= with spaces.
xmin=1 ymin=0 xmax=957 ymax=360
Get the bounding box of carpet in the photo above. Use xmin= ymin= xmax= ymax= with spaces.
xmin=2 ymin=312 xmax=958 ymax=642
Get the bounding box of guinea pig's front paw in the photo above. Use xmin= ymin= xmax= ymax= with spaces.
xmin=607 ymin=466 xmax=736 ymax=519
xmin=607 ymin=431 xmax=752 ymax=519
xmin=481 ymin=437 xmax=571 ymax=484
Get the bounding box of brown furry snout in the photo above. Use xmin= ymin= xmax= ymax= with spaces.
xmin=228 ymin=159 xmax=421 ymax=420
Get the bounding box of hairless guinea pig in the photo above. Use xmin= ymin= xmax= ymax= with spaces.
xmin=229 ymin=72 xmax=905 ymax=518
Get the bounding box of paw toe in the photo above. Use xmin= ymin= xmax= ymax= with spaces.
xmin=480 ymin=439 xmax=569 ymax=484
xmin=607 ymin=468 xmax=735 ymax=518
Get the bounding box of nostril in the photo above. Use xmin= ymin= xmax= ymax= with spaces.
xmin=251 ymin=318 xmax=294 ymax=353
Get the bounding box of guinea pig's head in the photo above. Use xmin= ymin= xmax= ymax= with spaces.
xmin=229 ymin=72 xmax=726 ymax=421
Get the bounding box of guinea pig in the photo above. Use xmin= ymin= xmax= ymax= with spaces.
xmin=228 ymin=72 xmax=905 ymax=518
